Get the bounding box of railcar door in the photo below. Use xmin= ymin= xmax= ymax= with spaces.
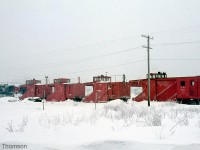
xmin=189 ymin=79 xmax=198 ymax=98
xmin=156 ymin=79 xmax=177 ymax=101
xmin=198 ymin=78 xmax=200 ymax=98
xmin=177 ymin=79 xmax=189 ymax=99
xmin=107 ymin=84 xmax=112 ymax=99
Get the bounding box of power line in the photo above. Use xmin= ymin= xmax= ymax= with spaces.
xmin=2 ymin=23 xmax=200 ymax=82
xmin=6 ymin=39 xmax=200 ymax=71
xmin=5 ymin=24 xmax=200 ymax=61
xmin=5 ymin=46 xmax=142 ymax=70
xmin=2 ymin=40 xmax=200 ymax=71
xmin=152 ymin=58 xmax=200 ymax=61
xmin=149 ymin=24 xmax=200 ymax=35
xmin=66 ymin=59 xmax=146 ymax=74
xmin=1 ymin=57 xmax=200 ymax=83
xmin=1 ymin=38 xmax=200 ymax=73
xmin=153 ymin=41 xmax=200 ymax=47
xmin=0 ymin=59 xmax=147 ymax=80
xmin=7 ymin=34 xmax=141 ymax=60
xmin=3 ymin=58 xmax=199 ymax=79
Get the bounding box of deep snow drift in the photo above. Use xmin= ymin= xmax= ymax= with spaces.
xmin=0 ymin=97 xmax=200 ymax=150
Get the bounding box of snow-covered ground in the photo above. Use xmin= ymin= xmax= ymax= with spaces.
xmin=0 ymin=97 xmax=200 ymax=150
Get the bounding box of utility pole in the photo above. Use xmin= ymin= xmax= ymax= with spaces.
xmin=43 ymin=76 xmax=48 ymax=110
xmin=95 ymin=90 xmax=101 ymax=110
xmin=95 ymin=91 xmax=97 ymax=110
xmin=142 ymin=35 xmax=153 ymax=107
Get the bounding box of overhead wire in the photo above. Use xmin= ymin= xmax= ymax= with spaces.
xmin=148 ymin=24 xmax=200 ymax=35
xmin=7 ymin=34 xmax=141 ymax=60
xmin=153 ymin=41 xmax=200 ymax=47
xmin=1 ymin=24 xmax=200 ymax=82
xmin=152 ymin=58 xmax=200 ymax=61
xmin=2 ymin=56 xmax=200 ymax=82
xmin=66 ymin=59 xmax=147 ymax=74
xmin=9 ymin=39 xmax=200 ymax=70
xmin=4 ymin=46 xmax=142 ymax=70
xmin=30 ymin=58 xmax=200 ymax=79
xmin=4 ymin=38 xmax=200 ymax=71
xmin=0 ymin=59 xmax=147 ymax=79
xmin=5 ymin=24 xmax=200 ymax=60
xmin=1 ymin=38 xmax=200 ymax=80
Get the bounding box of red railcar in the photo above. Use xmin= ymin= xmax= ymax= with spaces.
xmin=176 ymin=77 xmax=200 ymax=104
xmin=84 ymin=75 xmax=130 ymax=102
xmin=46 ymin=78 xmax=70 ymax=101
xmin=129 ymin=72 xmax=200 ymax=104
xmin=20 ymin=79 xmax=52 ymax=100
xmin=20 ymin=79 xmax=41 ymax=100
xmin=65 ymin=83 xmax=85 ymax=101
xmin=46 ymin=78 xmax=85 ymax=102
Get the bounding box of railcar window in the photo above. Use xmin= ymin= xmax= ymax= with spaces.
xmin=180 ymin=81 xmax=185 ymax=86
xmin=150 ymin=75 xmax=155 ymax=78
xmin=191 ymin=81 xmax=195 ymax=86
xmin=52 ymin=87 xmax=55 ymax=93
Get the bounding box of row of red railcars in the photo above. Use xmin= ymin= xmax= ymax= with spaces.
xmin=19 ymin=75 xmax=130 ymax=102
xmin=19 ymin=72 xmax=200 ymax=104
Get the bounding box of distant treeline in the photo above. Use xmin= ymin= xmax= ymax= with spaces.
xmin=0 ymin=84 xmax=16 ymax=97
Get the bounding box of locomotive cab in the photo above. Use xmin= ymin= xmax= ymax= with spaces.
xmin=93 ymin=75 xmax=111 ymax=82
xmin=147 ymin=72 xmax=167 ymax=79
xmin=54 ymin=78 xmax=70 ymax=84
xmin=26 ymin=79 xmax=41 ymax=85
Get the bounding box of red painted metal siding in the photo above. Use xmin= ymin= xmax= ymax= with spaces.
xmin=198 ymin=77 xmax=200 ymax=98
xmin=155 ymin=79 xmax=177 ymax=101
xmin=35 ymin=85 xmax=44 ymax=98
xmin=130 ymin=76 xmax=200 ymax=102
xmin=177 ymin=77 xmax=200 ymax=100
xmin=84 ymin=82 xmax=130 ymax=102
xmin=65 ymin=83 xmax=85 ymax=100
xmin=20 ymin=85 xmax=36 ymax=99
xmin=129 ymin=79 xmax=177 ymax=101
xmin=46 ymin=84 xmax=66 ymax=101
xmin=47 ymin=83 xmax=85 ymax=101
xmin=129 ymin=80 xmax=155 ymax=101
xmin=20 ymin=84 xmax=53 ymax=100
xmin=84 ymin=83 xmax=108 ymax=102
xmin=107 ymin=82 xmax=130 ymax=100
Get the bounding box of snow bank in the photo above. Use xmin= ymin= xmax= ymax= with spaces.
xmin=0 ymin=97 xmax=19 ymax=103
xmin=0 ymin=97 xmax=200 ymax=150
xmin=106 ymin=99 xmax=126 ymax=105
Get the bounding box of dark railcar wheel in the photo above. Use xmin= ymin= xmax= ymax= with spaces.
xmin=177 ymin=99 xmax=182 ymax=104
xmin=73 ymin=97 xmax=82 ymax=102
xmin=194 ymin=99 xmax=200 ymax=105
xmin=120 ymin=98 xmax=128 ymax=102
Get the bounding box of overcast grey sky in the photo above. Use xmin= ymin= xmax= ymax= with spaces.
xmin=0 ymin=0 xmax=200 ymax=84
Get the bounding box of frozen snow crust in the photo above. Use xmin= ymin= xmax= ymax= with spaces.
xmin=0 ymin=97 xmax=200 ymax=150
